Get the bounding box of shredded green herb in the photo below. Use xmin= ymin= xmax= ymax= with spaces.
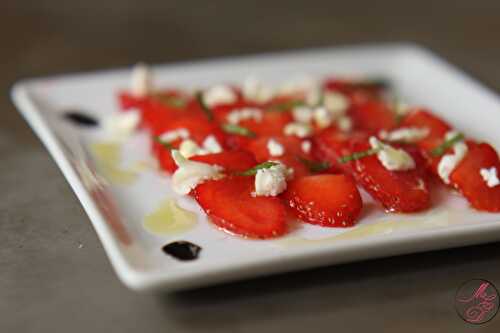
xmin=195 ymin=91 xmax=214 ymax=121
xmin=338 ymin=148 xmax=381 ymax=163
xmin=266 ymin=100 xmax=305 ymax=112
xmin=154 ymin=136 xmax=173 ymax=150
xmin=236 ymin=161 xmax=279 ymax=176
xmin=154 ymin=94 xmax=187 ymax=108
xmin=431 ymin=132 xmax=464 ymax=157
xmin=221 ymin=123 xmax=256 ymax=137
xmin=297 ymin=157 xmax=331 ymax=173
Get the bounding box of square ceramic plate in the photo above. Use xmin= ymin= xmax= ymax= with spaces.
xmin=11 ymin=43 xmax=500 ymax=292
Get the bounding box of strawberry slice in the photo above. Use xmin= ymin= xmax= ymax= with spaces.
xmin=315 ymin=131 xmax=430 ymax=212
xmin=194 ymin=176 xmax=287 ymax=238
xmin=190 ymin=151 xmax=257 ymax=173
xmin=348 ymin=140 xmax=430 ymax=212
xmin=350 ymin=100 xmax=398 ymax=133
xmin=283 ymin=174 xmax=362 ymax=227
xmin=450 ymin=142 xmax=500 ymax=212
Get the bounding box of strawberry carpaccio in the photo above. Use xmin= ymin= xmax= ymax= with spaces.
xmin=116 ymin=64 xmax=500 ymax=239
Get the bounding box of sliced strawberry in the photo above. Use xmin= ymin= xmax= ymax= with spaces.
xmin=244 ymin=112 xmax=293 ymax=137
xmin=313 ymin=128 xmax=368 ymax=172
xmin=401 ymin=109 xmax=451 ymax=140
xmin=315 ymin=132 xmax=430 ymax=212
xmin=194 ymin=176 xmax=287 ymax=238
xmin=283 ymin=174 xmax=362 ymax=227
xmin=190 ymin=151 xmax=257 ymax=173
xmin=349 ymin=140 xmax=430 ymax=212
xmin=350 ymin=100 xmax=398 ymax=133
xmin=450 ymin=142 xmax=500 ymax=212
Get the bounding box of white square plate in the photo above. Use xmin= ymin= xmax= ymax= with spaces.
xmin=11 ymin=43 xmax=500 ymax=292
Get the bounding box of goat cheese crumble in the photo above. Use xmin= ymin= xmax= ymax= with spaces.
xmin=267 ymin=138 xmax=285 ymax=157
xmin=171 ymin=150 xmax=224 ymax=195
xmin=226 ymin=107 xmax=262 ymax=125
xmin=379 ymin=127 xmax=429 ymax=143
xmin=159 ymin=128 xmax=190 ymax=143
xmin=242 ymin=77 xmax=274 ymax=103
xmin=253 ymin=162 xmax=288 ymax=197
xmin=480 ymin=167 xmax=500 ymax=188
xmin=369 ymin=137 xmax=416 ymax=171
xmin=131 ymin=63 xmax=153 ymax=97
xmin=104 ymin=110 xmax=141 ymax=139
xmin=284 ymin=122 xmax=313 ymax=138
xmin=202 ymin=85 xmax=237 ymax=108
xmin=437 ymin=131 xmax=468 ymax=184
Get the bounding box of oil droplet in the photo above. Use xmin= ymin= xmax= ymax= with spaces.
xmin=144 ymin=199 xmax=197 ymax=236
xmin=278 ymin=210 xmax=451 ymax=247
xmin=90 ymin=142 xmax=137 ymax=185
xmin=162 ymin=241 xmax=202 ymax=261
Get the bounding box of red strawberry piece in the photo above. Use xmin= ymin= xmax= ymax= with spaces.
xmin=194 ymin=176 xmax=287 ymax=239
xmin=350 ymin=100 xmax=398 ymax=133
xmin=190 ymin=151 xmax=257 ymax=173
xmin=244 ymin=111 xmax=293 ymax=137
xmin=401 ymin=109 xmax=451 ymax=140
xmin=283 ymin=174 xmax=362 ymax=227
xmin=315 ymin=132 xmax=430 ymax=212
xmin=450 ymin=142 xmax=500 ymax=212
xmin=348 ymin=140 xmax=431 ymax=212
xmin=313 ymin=128 xmax=368 ymax=172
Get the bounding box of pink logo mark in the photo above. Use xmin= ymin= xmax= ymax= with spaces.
xmin=455 ymin=279 xmax=499 ymax=324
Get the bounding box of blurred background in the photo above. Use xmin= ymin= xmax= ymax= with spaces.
xmin=2 ymin=0 xmax=499 ymax=141
xmin=2 ymin=1 xmax=500 ymax=332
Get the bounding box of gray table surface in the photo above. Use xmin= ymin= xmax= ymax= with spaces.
xmin=2 ymin=1 xmax=500 ymax=332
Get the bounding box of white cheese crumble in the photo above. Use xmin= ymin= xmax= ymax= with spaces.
xmin=480 ymin=167 xmax=500 ymax=188
xmin=104 ymin=110 xmax=141 ymax=139
xmin=313 ymin=106 xmax=334 ymax=129
xmin=337 ymin=116 xmax=353 ymax=132
xmin=242 ymin=77 xmax=274 ymax=103
xmin=292 ymin=106 xmax=314 ymax=124
xmin=323 ymin=91 xmax=350 ymax=115
xmin=278 ymin=76 xmax=318 ymax=96
xmin=369 ymin=136 xmax=416 ymax=171
xmin=267 ymin=138 xmax=285 ymax=157
xmin=301 ymin=140 xmax=312 ymax=154
xmin=171 ymin=150 xmax=223 ymax=195
xmin=131 ymin=63 xmax=153 ymax=97
xmin=437 ymin=131 xmax=468 ymax=184
xmin=226 ymin=107 xmax=262 ymax=125
xmin=178 ymin=135 xmax=223 ymax=159
xmin=159 ymin=128 xmax=190 ymax=143
xmin=253 ymin=163 xmax=288 ymax=197
xmin=202 ymin=85 xmax=237 ymax=108
xmin=202 ymin=135 xmax=223 ymax=154
xmin=379 ymin=127 xmax=429 ymax=143
xmin=284 ymin=122 xmax=313 ymax=138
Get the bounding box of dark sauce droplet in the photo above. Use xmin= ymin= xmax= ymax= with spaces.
xmin=64 ymin=111 xmax=99 ymax=127
xmin=162 ymin=241 xmax=202 ymax=261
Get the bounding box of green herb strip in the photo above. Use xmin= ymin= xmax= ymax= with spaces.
xmin=430 ymin=132 xmax=464 ymax=157
xmin=266 ymin=100 xmax=305 ymax=112
xmin=236 ymin=161 xmax=279 ymax=176
xmin=221 ymin=123 xmax=256 ymax=137
xmin=154 ymin=136 xmax=173 ymax=150
xmin=338 ymin=148 xmax=381 ymax=163
xmin=196 ymin=91 xmax=214 ymax=121
xmin=297 ymin=157 xmax=331 ymax=173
